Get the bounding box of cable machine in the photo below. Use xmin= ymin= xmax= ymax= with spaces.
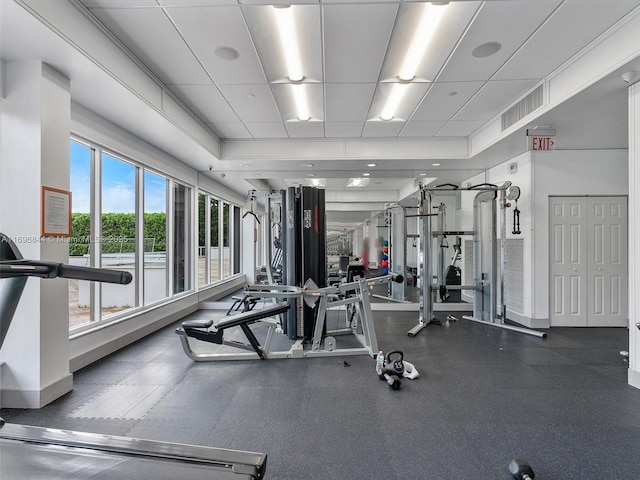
xmin=407 ymin=183 xmax=545 ymax=338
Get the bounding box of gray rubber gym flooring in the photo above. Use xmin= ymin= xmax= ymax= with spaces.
xmin=2 ymin=309 xmax=639 ymax=479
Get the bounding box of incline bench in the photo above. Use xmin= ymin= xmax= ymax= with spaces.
xmin=176 ymin=302 xmax=290 ymax=360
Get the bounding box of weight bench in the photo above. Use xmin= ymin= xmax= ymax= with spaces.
xmin=176 ymin=302 xmax=290 ymax=360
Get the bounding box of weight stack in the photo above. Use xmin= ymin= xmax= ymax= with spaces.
xmin=282 ymin=188 xmax=301 ymax=340
xmin=301 ymin=186 xmax=327 ymax=340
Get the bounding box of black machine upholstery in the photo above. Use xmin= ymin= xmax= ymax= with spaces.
xmin=176 ymin=302 xmax=290 ymax=359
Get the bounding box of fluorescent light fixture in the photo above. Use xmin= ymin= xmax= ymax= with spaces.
xmin=291 ymin=83 xmax=310 ymax=121
xmin=347 ymin=178 xmax=370 ymax=187
xmin=399 ymin=2 xmax=448 ymax=81
xmin=306 ymin=178 xmax=326 ymax=187
xmin=274 ymin=6 xmax=303 ymax=82
xmin=381 ymin=83 xmax=410 ymax=121
xmin=363 ymin=173 xmax=371 ymax=176
xmin=380 ymin=2 xmax=448 ymax=121
xmin=367 ymin=163 xmax=377 ymax=167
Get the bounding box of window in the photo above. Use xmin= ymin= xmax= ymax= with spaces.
xmin=210 ymin=197 xmax=220 ymax=283
xmin=69 ymin=140 xmax=92 ymax=329
xmin=198 ymin=193 xmax=207 ymax=287
xmin=68 ymin=138 xmax=195 ymax=330
xmin=173 ymin=182 xmax=190 ymax=294
xmin=101 ymin=153 xmax=137 ymax=318
xmin=233 ymin=205 xmax=241 ymax=274
xmin=223 ymin=202 xmax=230 ymax=277
xmin=144 ymin=171 xmax=167 ymax=305
xmin=197 ymin=192 xmax=240 ymax=288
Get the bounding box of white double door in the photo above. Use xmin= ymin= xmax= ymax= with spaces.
xmin=550 ymin=196 xmax=627 ymax=327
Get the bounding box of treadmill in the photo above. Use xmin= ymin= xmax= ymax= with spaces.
xmin=0 ymin=233 xmax=267 ymax=479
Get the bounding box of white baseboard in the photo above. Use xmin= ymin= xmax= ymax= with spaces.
xmin=629 ymin=369 xmax=640 ymax=390
xmin=1 ymin=373 xmax=73 ymax=409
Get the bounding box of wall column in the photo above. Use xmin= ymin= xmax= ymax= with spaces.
xmin=0 ymin=61 xmax=72 ymax=407
xmin=629 ymin=82 xmax=640 ymax=389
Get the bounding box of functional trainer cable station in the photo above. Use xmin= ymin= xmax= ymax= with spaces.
xmin=406 ymin=182 xmax=546 ymax=339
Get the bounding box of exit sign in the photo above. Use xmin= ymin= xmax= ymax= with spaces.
xmin=529 ymin=135 xmax=555 ymax=151
xmin=526 ymin=128 xmax=556 ymax=151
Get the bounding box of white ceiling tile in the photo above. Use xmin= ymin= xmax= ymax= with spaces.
xmin=380 ymin=2 xmax=481 ymax=83
xmin=159 ymin=0 xmax=239 ymax=5
xmin=411 ymin=81 xmax=485 ymax=121
xmin=88 ymin=8 xmax=211 ymax=85
xmin=245 ymin=123 xmax=288 ymax=138
xmin=323 ymin=3 xmax=398 ymax=83
xmin=241 ymin=0 xmax=318 ymax=4
xmin=453 ymin=79 xmax=539 ymax=121
xmin=211 ymin=123 xmax=252 ymax=138
xmin=284 ymin=121 xmax=325 ymax=138
xmin=436 ymin=120 xmax=486 ymax=137
xmin=322 ymin=0 xmax=397 ymax=3
xmin=438 ymin=1 xmax=562 ymax=82
xmin=81 ymin=0 xmax=158 ymax=7
xmin=399 ymin=121 xmax=444 ymax=137
xmin=495 ymin=0 xmax=640 ymax=81
xmin=218 ymin=84 xmax=281 ymax=123
xmin=325 ymin=83 xmax=376 ymax=122
xmin=325 ymin=122 xmax=365 ymax=138
xmin=244 ymin=5 xmax=322 ymax=83
xmin=362 ymin=120 xmax=404 ymax=138
xmin=167 ymin=84 xmax=240 ymax=124
xmin=164 ymin=6 xmax=267 ymax=85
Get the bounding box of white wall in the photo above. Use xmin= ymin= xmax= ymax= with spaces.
xmin=459 ymin=149 xmax=628 ymax=328
xmin=531 ymin=149 xmax=628 ymax=325
xmin=0 ymin=61 xmax=73 ymax=408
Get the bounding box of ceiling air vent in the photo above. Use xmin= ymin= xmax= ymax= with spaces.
xmin=501 ymin=84 xmax=543 ymax=131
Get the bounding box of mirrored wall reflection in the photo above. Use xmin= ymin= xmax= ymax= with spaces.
xmin=101 ymin=153 xmax=137 ymax=319
xmin=144 ymin=171 xmax=167 ymax=305
xmin=69 ymin=140 xmax=92 ymax=329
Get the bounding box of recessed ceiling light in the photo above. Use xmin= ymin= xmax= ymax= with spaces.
xmin=367 ymin=163 xmax=377 ymax=167
xmin=215 ymin=46 xmax=239 ymax=61
xmin=308 ymin=173 xmax=316 ymax=177
xmin=247 ymin=94 xmax=255 ymax=99
xmin=242 ymin=164 xmax=251 ymax=168
xmin=363 ymin=173 xmax=371 ymax=176
xmin=305 ymin=164 xmax=314 ymax=167
xmin=252 ymin=173 xmax=261 ymax=177
xmin=472 ymin=42 xmax=502 ymax=58
xmin=419 ymin=173 xmax=427 ymax=176
xmin=432 ymin=163 xmax=440 ymax=166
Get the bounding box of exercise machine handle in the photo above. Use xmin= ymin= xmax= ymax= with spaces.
xmin=0 ymin=260 xmax=132 ymax=284
xmin=58 ymin=264 xmax=132 ymax=284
